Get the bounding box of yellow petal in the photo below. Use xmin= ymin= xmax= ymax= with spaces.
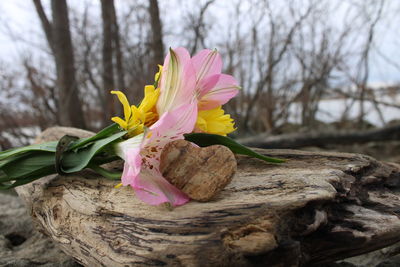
xmin=131 ymin=105 xmax=145 ymax=124
xmin=139 ymin=86 xmax=160 ymax=113
xmin=111 ymin=116 xmax=128 ymax=130
xmin=127 ymin=124 xmax=144 ymax=137
xmin=154 ymin=65 xmax=163 ymax=83
xmin=144 ymin=85 xmax=155 ymax=96
xmin=111 ymin=91 xmax=131 ymax=121
xmin=196 ymin=106 xmax=236 ymax=135
xmin=207 ymin=121 xmax=226 ymax=134
xmin=114 ymin=183 xmax=123 ymax=189
xmin=195 ymin=116 xmax=207 ymax=132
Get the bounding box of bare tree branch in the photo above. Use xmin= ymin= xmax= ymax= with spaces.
xmin=32 ymin=0 xmax=55 ymax=53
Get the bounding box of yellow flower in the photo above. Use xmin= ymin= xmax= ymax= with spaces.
xmin=111 ymin=86 xmax=159 ymax=136
xmin=139 ymin=85 xmax=160 ymax=127
xmin=195 ymin=106 xmax=236 ymax=136
xmin=154 ymin=65 xmax=162 ymax=85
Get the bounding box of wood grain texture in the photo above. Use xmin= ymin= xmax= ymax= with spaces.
xmin=160 ymin=140 xmax=237 ymax=201
xmin=15 ymin=127 xmax=400 ymax=267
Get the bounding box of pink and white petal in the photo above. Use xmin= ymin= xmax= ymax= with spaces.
xmin=120 ymin=147 xmax=142 ymax=186
xmin=132 ymin=169 xmax=190 ymax=206
xmin=114 ymin=134 xmax=145 ymax=186
xmin=196 ymin=74 xmax=220 ymax=97
xmin=148 ymin=102 xmax=198 ymax=145
xmin=157 ymin=47 xmax=197 ymax=115
xmin=160 ymin=47 xmax=191 ymax=74
xmin=198 ymin=74 xmax=240 ymax=110
xmin=139 ymin=103 xmax=198 ymax=172
xmin=114 ymin=133 xmax=144 ymax=159
xmin=121 ymin=161 xmax=141 ymax=186
xmin=192 ymin=49 xmax=222 ymax=81
xmin=132 ymin=103 xmax=197 ymax=206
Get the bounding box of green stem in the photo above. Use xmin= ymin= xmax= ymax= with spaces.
xmin=89 ymin=164 xmax=122 ymax=180
xmin=91 ymin=155 xmax=120 ymax=165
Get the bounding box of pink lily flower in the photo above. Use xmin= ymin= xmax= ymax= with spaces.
xmin=156 ymin=48 xmax=197 ymax=115
xmin=116 ymin=47 xmax=239 ymax=207
xmin=116 ymin=48 xmax=198 ymax=206
xmin=191 ymin=49 xmax=240 ymax=110
xmin=157 ymin=47 xmax=240 ymax=113
xmin=116 ymin=103 xmax=197 ymax=206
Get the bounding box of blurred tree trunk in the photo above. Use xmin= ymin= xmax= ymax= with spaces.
xmin=32 ymin=0 xmax=86 ymax=128
xmin=51 ymin=0 xmax=86 ymax=128
xmin=148 ymin=0 xmax=164 ymax=67
xmin=110 ymin=1 xmax=126 ymax=94
xmin=100 ymin=0 xmax=116 ymax=126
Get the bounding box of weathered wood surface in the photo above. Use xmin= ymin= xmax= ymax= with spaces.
xmin=16 ymin=127 xmax=400 ymax=267
xmin=238 ymin=122 xmax=400 ymax=149
xmin=0 ymin=193 xmax=79 ymax=266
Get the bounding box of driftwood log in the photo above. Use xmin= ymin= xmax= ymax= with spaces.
xmin=238 ymin=122 xmax=400 ymax=149
xmin=16 ymin=127 xmax=400 ymax=267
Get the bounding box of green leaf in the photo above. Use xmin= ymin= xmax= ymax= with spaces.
xmin=0 ymin=142 xmax=57 ymax=161
xmin=69 ymin=123 xmax=120 ymax=150
xmin=0 ymin=153 xmax=121 ymax=189
xmin=0 ymin=152 xmax=30 ymax=168
xmin=0 ymin=124 xmax=126 ymax=190
xmin=55 ymin=135 xmax=79 ymax=174
xmin=60 ymin=130 xmax=126 ymax=173
xmin=0 ymin=164 xmax=55 ymax=189
xmin=0 ymin=124 xmax=119 ymax=164
xmin=0 ymin=177 xmax=37 ymax=190
xmin=1 ymin=152 xmax=55 ymax=179
xmin=184 ymin=133 xmax=285 ymax=163
xmin=0 ymin=155 xmax=56 ymax=189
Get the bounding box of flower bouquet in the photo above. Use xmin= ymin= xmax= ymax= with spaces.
xmin=0 ymin=47 xmax=283 ymax=207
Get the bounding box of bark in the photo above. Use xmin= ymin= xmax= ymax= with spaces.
xmin=148 ymin=0 xmax=164 ymax=66
xmin=33 ymin=0 xmax=86 ymax=128
xmin=238 ymin=123 xmax=400 ymax=149
xmin=100 ymin=0 xmax=115 ymax=125
xmin=16 ymin=127 xmax=400 ymax=266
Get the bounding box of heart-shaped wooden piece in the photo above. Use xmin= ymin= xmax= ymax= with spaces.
xmin=160 ymin=140 xmax=237 ymax=202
